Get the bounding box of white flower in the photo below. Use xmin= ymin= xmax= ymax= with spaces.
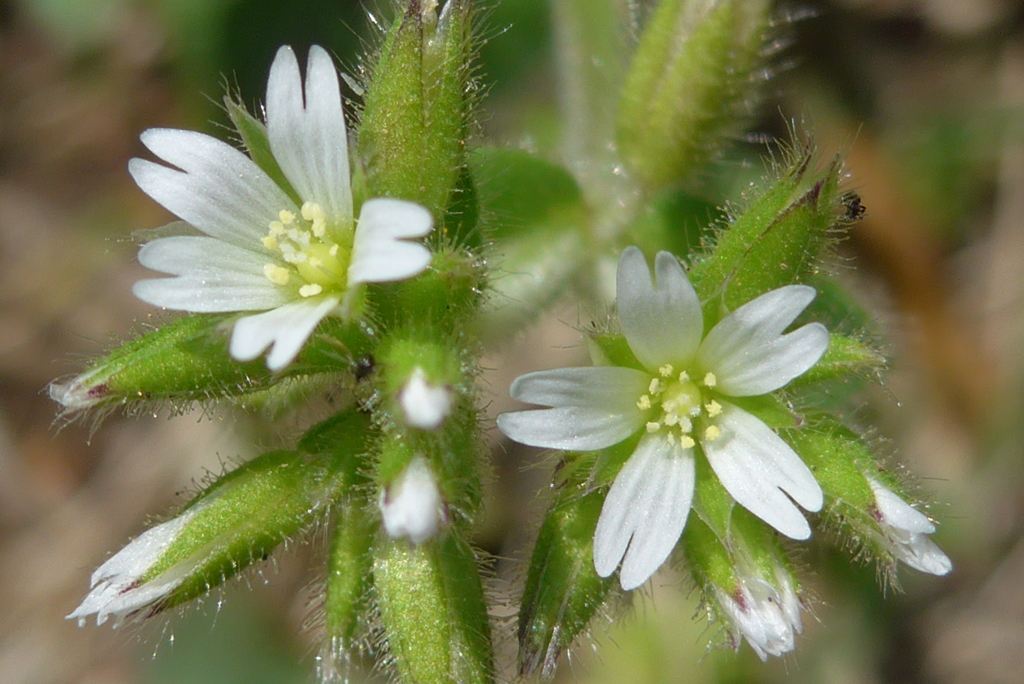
xmin=130 ymin=45 xmax=433 ymax=371
xmin=399 ymin=367 xmax=454 ymax=430
xmin=868 ymin=478 xmax=952 ymax=575
xmin=67 ymin=506 xmax=203 ymax=627
xmin=497 ymin=247 xmax=828 ymax=589
xmin=716 ymin=565 xmax=804 ymax=661
xmin=379 ymin=456 xmax=447 ymax=543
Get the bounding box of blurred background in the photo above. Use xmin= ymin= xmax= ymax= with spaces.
xmin=2 ymin=0 xmax=1024 ymax=682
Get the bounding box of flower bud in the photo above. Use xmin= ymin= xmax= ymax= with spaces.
xmin=518 ymin=454 xmax=615 ymax=677
xmin=784 ymin=417 xmax=952 ymax=579
xmin=687 ymin=147 xmax=846 ymax=313
xmin=683 ymin=512 xmax=806 ymax=661
xmin=358 ymin=0 xmax=475 ymax=219
xmin=380 ymin=455 xmax=448 ymax=543
xmin=617 ymin=0 xmax=772 ymax=190
xmin=375 ymin=534 xmax=493 ymax=684
xmin=399 ymin=368 xmax=454 ymax=430
xmin=868 ymin=478 xmax=952 ymax=576
xmin=68 ymin=448 xmax=352 ymax=626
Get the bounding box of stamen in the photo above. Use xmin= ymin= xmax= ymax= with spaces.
xmin=264 ymin=264 xmax=290 ymax=285
xmin=678 ymin=416 xmax=692 ymax=433
xmin=269 ymin=220 xmax=285 ymax=235
xmin=704 ymin=425 xmax=721 ymax=441
xmin=678 ymin=371 xmax=690 ymax=382
xmin=659 ymin=364 xmax=674 ymax=378
xmin=666 ymin=432 xmax=676 ymax=445
xmin=703 ymin=372 xmax=717 ymax=388
xmin=279 ymin=210 xmax=295 ymax=225
xmin=646 ymin=421 xmax=661 ymax=433
xmin=649 ymin=378 xmax=662 ymax=394
xmin=706 ymin=400 xmax=723 ymax=417
xmin=663 ymin=413 xmax=679 ymax=427
xmin=679 ymin=435 xmax=696 ymax=449
xmin=637 ymin=395 xmax=652 ymax=410
xmin=299 ymin=283 xmax=323 ymax=297
xmin=261 ymin=235 xmax=278 ymax=249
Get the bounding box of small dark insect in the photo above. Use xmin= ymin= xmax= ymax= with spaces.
xmin=354 ymin=354 xmax=376 ymax=381
xmin=841 ymin=191 xmax=866 ymax=220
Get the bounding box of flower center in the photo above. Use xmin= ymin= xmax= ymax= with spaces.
xmin=261 ymin=202 xmax=351 ymax=298
xmin=636 ymin=364 xmax=723 ymax=448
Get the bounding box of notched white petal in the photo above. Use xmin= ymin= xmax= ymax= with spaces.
xmin=130 ymin=130 xmax=293 ymax=249
xmin=266 ymin=45 xmax=353 ymax=223
xmin=348 ymin=199 xmax=434 ymax=284
xmin=593 ymin=435 xmax=695 ymax=590
xmin=869 ymin=479 xmax=952 ymax=575
xmin=134 ymin=237 xmax=289 ymax=312
xmin=229 ymin=296 xmax=340 ymax=370
xmin=616 ymin=247 xmax=704 ymax=371
xmin=702 ymin=402 xmax=822 ymax=539
xmin=698 ymin=285 xmax=826 ymax=396
xmin=498 ymin=366 xmax=649 ymax=450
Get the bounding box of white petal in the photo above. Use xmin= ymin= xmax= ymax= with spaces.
xmin=379 ymin=456 xmax=446 ymax=544
xmin=266 ymin=45 xmax=353 ymax=224
xmin=702 ymin=402 xmax=823 ymax=539
xmin=497 ymin=366 xmax=649 ymax=450
xmin=133 ymin=237 xmax=289 ymax=312
xmin=130 ymin=129 xmax=294 ymax=249
xmin=697 ymin=285 xmax=828 ymax=396
xmin=869 ymin=479 xmax=936 ymax=533
xmin=348 ymin=199 xmax=434 ymax=284
xmin=593 ymin=434 xmax=695 ymax=590
xmin=229 ymin=296 xmax=340 ymax=370
xmin=616 ymin=247 xmax=704 ymax=370
xmin=399 ymin=368 xmax=453 ymax=430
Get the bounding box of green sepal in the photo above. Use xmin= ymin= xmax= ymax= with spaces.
xmin=690 ymin=451 xmax=735 ymax=542
xmin=518 ymin=452 xmax=614 ymax=677
xmin=358 ymin=0 xmax=474 ymax=220
xmin=373 ymin=246 xmax=485 ymax=329
xmin=223 ymin=95 xmax=301 ymax=206
xmin=727 ymin=393 xmax=800 ymax=431
xmin=688 ymin=149 xmax=845 ymax=320
xmin=781 ymin=417 xmax=876 ymax=512
xmin=324 ymin=495 xmax=376 ymax=649
xmin=375 ymin=533 xmax=494 ymax=684
xmin=789 ymin=332 xmax=885 ymax=387
xmin=617 ymin=0 xmax=772 ymax=191
xmin=586 ymin=331 xmax=643 ymax=371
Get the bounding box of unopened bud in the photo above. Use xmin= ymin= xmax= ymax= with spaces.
xmin=380 ymin=456 xmax=447 ymax=543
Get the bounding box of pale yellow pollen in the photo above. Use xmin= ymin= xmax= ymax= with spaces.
xmin=666 ymin=432 xmax=676 ymax=445
xmin=299 ymin=283 xmax=323 ymax=297
xmin=637 ymin=395 xmax=652 ymax=410
xmin=312 ymin=219 xmax=327 ymax=238
xmin=301 ymin=202 xmax=316 ymax=221
xmin=679 ymin=435 xmax=696 ymax=449
xmin=704 ymin=425 xmax=721 ymax=441
xmin=264 ymin=264 xmax=290 ymax=285
xmin=703 ymin=372 xmax=717 ymax=388
xmin=649 ymin=378 xmax=662 ymax=395
xmin=659 ymin=364 xmax=674 ymax=378
xmin=646 ymin=421 xmax=661 ymax=433
xmin=329 ymin=244 xmax=340 ymax=257
xmin=261 ymin=235 xmax=278 ymax=249
xmin=279 ymin=210 xmax=296 ymax=225
xmin=678 ymin=371 xmax=690 ymax=382
xmin=663 ymin=413 xmax=679 ymax=427
xmin=678 ymin=416 xmax=693 ymax=433
xmin=706 ymin=400 xmax=723 ymax=418
xmin=269 ymin=220 xmax=285 ymax=235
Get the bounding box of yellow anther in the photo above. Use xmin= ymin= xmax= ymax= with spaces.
xmin=299 ymin=283 xmax=323 ymax=297
xmin=659 ymin=364 xmax=674 ymax=378
xmin=261 ymin=235 xmax=278 ymax=249
xmin=663 ymin=413 xmax=679 ymax=427
xmin=678 ymin=416 xmax=693 ymax=433
xmin=301 ymin=202 xmax=315 ymax=221
xmin=649 ymin=378 xmax=662 ymax=394
xmin=636 ymin=395 xmax=652 ymax=410
xmin=312 ymin=219 xmax=327 ymax=238
xmin=679 ymin=435 xmax=696 ymax=449
xmin=706 ymin=400 xmax=723 ymax=418
xmin=678 ymin=371 xmax=690 ymax=382
xmin=646 ymin=421 xmax=661 ymax=433
xmin=666 ymin=432 xmax=676 ymax=445
xmin=703 ymin=372 xmax=717 ymax=388
xmin=264 ymin=264 xmax=290 ymax=285
xmin=278 ymin=210 xmax=295 ymax=225
xmin=704 ymin=425 xmax=721 ymax=441
xmin=269 ymin=220 xmax=285 ymax=235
